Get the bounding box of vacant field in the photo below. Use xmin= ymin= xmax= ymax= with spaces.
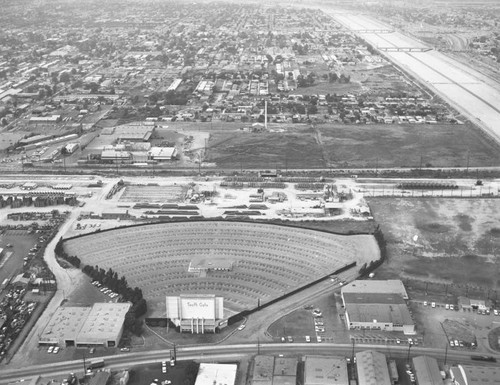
xmin=368 ymin=198 xmax=500 ymax=289
xmin=204 ymin=123 xmax=500 ymax=169
xmin=205 ymin=129 xmax=325 ymax=169
xmin=320 ymin=123 xmax=500 ymax=168
xmin=63 ymin=221 xmax=380 ymax=314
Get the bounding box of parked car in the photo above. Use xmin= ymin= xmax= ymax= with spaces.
xmin=53 ymin=347 xmax=59 ymax=354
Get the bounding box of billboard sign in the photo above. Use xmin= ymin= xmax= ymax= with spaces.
xmin=181 ymin=297 xmax=215 ymax=319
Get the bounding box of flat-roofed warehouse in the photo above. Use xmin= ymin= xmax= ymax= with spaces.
xmin=412 ymin=356 xmax=443 ymax=385
xmin=304 ymin=356 xmax=348 ymax=385
xmin=194 ymin=363 xmax=238 ymax=385
xmin=38 ymin=306 xmax=91 ymax=346
xmin=341 ymin=280 xmax=415 ymax=335
xmin=38 ymin=303 xmax=131 ymax=347
xmin=341 ymin=280 xmax=408 ymax=299
xmin=252 ymin=355 xmax=274 ymax=385
xmin=77 ymin=302 xmax=131 ymax=347
xmin=355 ymin=350 xmax=391 ymax=385
xmin=451 ymin=365 xmax=500 ymax=385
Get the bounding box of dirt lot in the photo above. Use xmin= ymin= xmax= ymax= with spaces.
xmin=205 ymin=128 xmax=325 ymax=169
xmin=368 ymin=198 xmax=500 ymax=291
xmin=319 ymin=123 xmax=500 ymax=168
xmin=204 ymin=123 xmax=500 ymax=169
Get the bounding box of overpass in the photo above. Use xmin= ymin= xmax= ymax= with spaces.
xmin=354 ymin=29 xmax=394 ymax=33
xmin=378 ymin=46 xmax=433 ymax=52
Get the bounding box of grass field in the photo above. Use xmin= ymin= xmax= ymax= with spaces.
xmin=368 ymin=198 xmax=500 ymax=289
xmin=204 ymin=123 xmax=500 ymax=169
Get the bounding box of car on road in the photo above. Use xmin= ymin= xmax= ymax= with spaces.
xmin=281 ymin=337 xmax=286 ymax=343
xmin=237 ymin=324 xmax=246 ymax=331
xmin=316 ymin=336 xmax=322 ymax=343
xmin=445 ymin=304 xmax=450 ymax=310
xmin=305 ymin=336 xmax=311 ymax=342
xmin=423 ymin=301 xmax=427 ymax=306
xmin=431 ymin=302 xmax=436 ymax=308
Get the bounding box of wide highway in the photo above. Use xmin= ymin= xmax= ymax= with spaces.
xmin=327 ymin=12 xmax=500 ymax=145
xmin=0 ymin=343 xmax=498 ymax=383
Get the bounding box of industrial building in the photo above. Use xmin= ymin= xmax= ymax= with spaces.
xmin=148 ymin=146 xmax=177 ymax=161
xmin=304 ymin=356 xmax=348 ymax=385
xmin=341 ymin=280 xmax=408 ymax=299
xmin=355 ymin=350 xmax=391 ymax=385
xmin=341 ymin=280 xmax=415 ymax=335
xmin=38 ymin=302 xmax=131 ymax=347
xmin=194 ymin=363 xmax=237 ymax=385
xmin=457 ymin=297 xmax=488 ymax=311
xmin=166 ymin=294 xmax=224 ymax=333
xmin=252 ymin=355 xmax=274 ymax=385
xmin=412 ymin=356 xmax=443 ymax=385
xmin=450 ymin=365 xmax=500 ymax=385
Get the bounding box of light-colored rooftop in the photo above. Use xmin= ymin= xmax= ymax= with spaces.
xmin=195 ymin=363 xmax=238 ymax=385
xmin=77 ymin=302 xmax=131 ymax=343
xmin=39 ymin=306 xmax=91 ymax=343
xmin=342 ymin=280 xmax=408 ymax=299
xmin=304 ymin=356 xmax=348 ymax=385
xmin=347 ymin=303 xmax=413 ymax=326
xmin=356 ymin=350 xmax=391 ymax=385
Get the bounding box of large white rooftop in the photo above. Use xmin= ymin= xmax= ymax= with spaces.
xmin=194 ymin=363 xmax=238 ymax=385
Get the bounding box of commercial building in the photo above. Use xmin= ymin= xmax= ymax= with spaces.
xmin=194 ymin=364 xmax=237 ymax=385
xmin=304 ymin=356 xmax=348 ymax=385
xmin=39 ymin=302 xmax=131 ymax=347
xmin=412 ymin=356 xmax=443 ymax=385
xmin=341 ymin=280 xmax=415 ymax=335
xmin=252 ymin=355 xmax=297 ymax=385
xmin=166 ymin=294 xmax=224 ymax=333
xmin=341 ymin=280 xmax=408 ymax=299
xmin=450 ymin=365 xmax=500 ymax=385
xmin=148 ymin=146 xmax=177 ymax=161
xmin=355 ymin=350 xmax=391 ymax=385
xmin=457 ymin=297 xmax=488 ymax=311
xmin=252 ymin=355 xmax=274 ymax=385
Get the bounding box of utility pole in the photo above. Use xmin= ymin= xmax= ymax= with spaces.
xmin=466 ymin=149 xmax=470 ymax=175
xmin=406 ymin=342 xmax=413 ymax=363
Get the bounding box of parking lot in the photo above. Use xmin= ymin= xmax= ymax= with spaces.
xmin=410 ymin=299 xmax=500 ymax=351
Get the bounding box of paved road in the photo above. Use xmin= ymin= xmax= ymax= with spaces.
xmin=0 ymin=343 xmax=498 ymax=383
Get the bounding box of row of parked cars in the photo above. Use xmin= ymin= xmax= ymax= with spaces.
xmin=92 ymin=281 xmax=119 ymax=299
